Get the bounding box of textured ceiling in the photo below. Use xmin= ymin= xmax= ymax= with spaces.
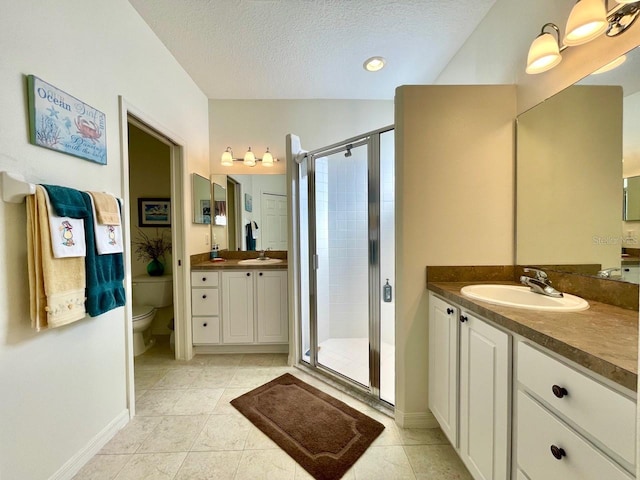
xmin=129 ymin=0 xmax=497 ymax=100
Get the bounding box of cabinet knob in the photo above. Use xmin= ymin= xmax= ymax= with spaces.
xmin=202 ymin=277 xmax=207 ymax=282
xmin=446 ymin=308 xmax=454 ymax=315
xmin=203 ymin=323 xmax=208 ymax=327
xmin=460 ymin=315 xmax=468 ymax=323
xmin=259 ymin=272 xmax=263 ymax=276
xmin=550 ymin=445 xmax=566 ymax=460
xmin=246 ymin=272 xmax=251 ymax=277
xmin=552 ymin=385 xmax=568 ymax=398
xmin=202 ymin=294 xmax=207 ymax=299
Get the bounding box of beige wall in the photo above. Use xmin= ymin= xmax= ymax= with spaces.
xmin=0 ymin=1 xmax=209 ymax=478
xmin=395 ymin=85 xmax=516 ymax=425
xmin=517 ymin=86 xmax=623 ymax=269
xmin=209 ymin=99 xmax=394 ymax=175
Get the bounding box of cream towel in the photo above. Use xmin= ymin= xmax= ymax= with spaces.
xmin=88 ymin=195 xmax=123 ymax=254
xmin=88 ymin=191 xmax=120 ymax=225
xmin=27 ymin=186 xmax=86 ymax=330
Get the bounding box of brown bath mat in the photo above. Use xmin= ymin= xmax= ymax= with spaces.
xmin=231 ymin=373 xmax=384 ymax=480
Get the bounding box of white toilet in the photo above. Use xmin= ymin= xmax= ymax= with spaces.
xmin=132 ymin=274 xmax=173 ymax=356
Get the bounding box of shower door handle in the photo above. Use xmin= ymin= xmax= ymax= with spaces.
xmin=312 ymin=254 xmax=319 ymax=270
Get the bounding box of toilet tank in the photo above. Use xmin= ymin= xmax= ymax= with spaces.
xmin=132 ymin=274 xmax=173 ymax=307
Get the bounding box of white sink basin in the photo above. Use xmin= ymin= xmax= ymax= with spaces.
xmin=238 ymin=258 xmax=283 ymax=265
xmin=460 ymin=284 xmax=589 ymax=312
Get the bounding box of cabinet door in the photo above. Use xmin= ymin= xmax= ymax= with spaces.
xmin=428 ymin=294 xmax=459 ymax=447
xmin=256 ymin=270 xmax=288 ymax=343
xmin=221 ymin=271 xmax=255 ymax=344
xmin=459 ymin=311 xmax=510 ymax=480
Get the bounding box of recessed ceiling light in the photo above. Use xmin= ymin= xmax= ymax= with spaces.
xmin=363 ymin=56 xmax=386 ymax=72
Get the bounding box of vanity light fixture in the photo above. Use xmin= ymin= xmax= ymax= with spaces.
xmin=563 ymin=0 xmax=608 ymax=46
xmin=363 ymin=56 xmax=386 ymax=72
xmin=526 ymin=0 xmax=640 ymax=74
xmin=220 ymin=146 xmax=278 ymax=167
xmin=526 ymin=23 xmax=562 ymax=74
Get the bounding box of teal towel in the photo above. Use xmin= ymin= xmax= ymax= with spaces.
xmin=42 ymin=185 xmax=125 ymax=317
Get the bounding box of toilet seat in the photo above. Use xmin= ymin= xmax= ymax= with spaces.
xmin=132 ymin=305 xmax=155 ymax=322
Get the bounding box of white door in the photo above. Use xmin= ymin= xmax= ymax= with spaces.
xmin=428 ymin=294 xmax=459 ymax=447
xmin=221 ymin=271 xmax=254 ymax=344
xmin=459 ymin=311 xmax=510 ymax=480
xmin=256 ymin=270 xmax=288 ymax=343
xmin=261 ymin=193 xmax=287 ymax=250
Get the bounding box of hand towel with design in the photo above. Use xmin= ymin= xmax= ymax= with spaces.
xmin=27 ymin=186 xmax=86 ymax=330
xmin=88 ymin=193 xmax=123 ymax=254
xmin=42 ymin=187 xmax=86 ymax=258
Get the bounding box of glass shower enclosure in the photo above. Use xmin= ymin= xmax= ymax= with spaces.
xmin=294 ymin=126 xmax=395 ymax=405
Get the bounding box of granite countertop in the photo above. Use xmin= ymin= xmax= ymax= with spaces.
xmin=428 ymin=281 xmax=638 ymax=392
xmin=192 ymin=258 xmax=288 ymax=270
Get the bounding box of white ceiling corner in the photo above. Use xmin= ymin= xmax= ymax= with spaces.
xmin=129 ymin=0 xmax=497 ymax=100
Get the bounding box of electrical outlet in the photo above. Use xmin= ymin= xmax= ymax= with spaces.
xmin=205 ymin=233 xmax=210 ymax=245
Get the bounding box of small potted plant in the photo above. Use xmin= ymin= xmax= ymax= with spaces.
xmin=133 ymin=228 xmax=172 ymax=276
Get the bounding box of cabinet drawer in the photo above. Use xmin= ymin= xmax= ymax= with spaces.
xmin=191 ymin=271 xmax=219 ymax=287
xmin=192 ymin=316 xmax=220 ymax=344
xmin=517 ymin=341 xmax=636 ymax=467
xmin=517 ymin=391 xmax=632 ymax=480
xmin=191 ymin=288 xmax=219 ymax=316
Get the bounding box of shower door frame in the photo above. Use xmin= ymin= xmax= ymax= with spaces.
xmin=300 ymin=125 xmax=393 ymax=403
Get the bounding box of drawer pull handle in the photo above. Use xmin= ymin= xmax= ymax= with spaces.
xmin=446 ymin=308 xmax=454 ymax=315
xmin=552 ymin=385 xmax=568 ymax=398
xmin=550 ymin=445 xmax=566 ymax=460
xmin=202 ymin=294 xmax=207 ymax=299
xmin=246 ymin=273 xmax=251 ymax=277
xmin=202 ymin=277 xmax=207 ymax=282
xmin=203 ymin=323 xmax=208 ymax=327
xmin=460 ymin=315 xmax=468 ymax=323
xmin=259 ymin=272 xmax=263 ymax=276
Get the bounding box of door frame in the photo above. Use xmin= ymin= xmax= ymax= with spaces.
xmin=118 ymin=97 xmax=190 ymax=417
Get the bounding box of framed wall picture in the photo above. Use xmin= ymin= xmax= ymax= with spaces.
xmin=245 ymin=193 xmax=253 ymax=212
xmin=138 ymin=198 xmax=171 ymax=227
xmin=26 ymin=75 xmax=107 ymax=165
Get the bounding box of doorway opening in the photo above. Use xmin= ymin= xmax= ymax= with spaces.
xmin=120 ymin=99 xmax=187 ymax=416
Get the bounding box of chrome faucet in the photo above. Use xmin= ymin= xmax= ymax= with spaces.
xmin=257 ymin=248 xmax=271 ymax=260
xmin=520 ymin=267 xmax=564 ymax=298
xmin=597 ymin=267 xmax=621 ymax=278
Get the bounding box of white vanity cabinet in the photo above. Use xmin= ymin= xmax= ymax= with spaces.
xmin=221 ymin=271 xmax=255 ymax=344
xmin=428 ymin=292 xmax=511 ymax=480
xmin=191 ymin=272 xmax=220 ymax=344
xmin=221 ymin=269 xmax=288 ymax=345
xmin=515 ymin=341 xmax=635 ymax=480
xmin=428 ymin=295 xmax=459 ymax=446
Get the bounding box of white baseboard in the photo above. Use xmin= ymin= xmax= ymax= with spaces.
xmin=394 ymin=409 xmax=439 ymax=429
xmin=49 ymin=409 xmax=130 ymax=480
xmin=194 ymin=344 xmax=288 ymax=354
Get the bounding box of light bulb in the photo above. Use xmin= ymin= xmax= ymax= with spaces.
xmin=221 ymin=147 xmax=234 ymax=166
xmin=244 ymin=147 xmax=256 ymax=167
xmin=564 ymin=0 xmax=608 ymax=46
xmin=262 ymin=148 xmax=274 ymax=167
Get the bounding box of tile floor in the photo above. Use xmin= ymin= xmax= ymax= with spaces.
xmin=73 ymin=340 xmax=472 ymax=480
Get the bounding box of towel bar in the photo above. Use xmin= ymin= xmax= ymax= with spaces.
xmin=1 ymin=171 xmax=36 ymax=203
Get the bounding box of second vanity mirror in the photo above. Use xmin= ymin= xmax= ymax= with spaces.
xmin=192 ymin=173 xmax=211 ymax=224
xmin=517 ymin=46 xmax=640 ymax=283
xmin=213 ymin=182 xmax=227 ymax=226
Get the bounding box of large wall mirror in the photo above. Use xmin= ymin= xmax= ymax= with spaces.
xmin=517 ymin=46 xmax=640 ymax=283
xmin=222 ymin=174 xmax=287 ymax=251
xmin=192 ymin=173 xmax=211 ymax=224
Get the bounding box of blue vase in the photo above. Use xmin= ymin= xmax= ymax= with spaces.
xmin=147 ymin=258 xmax=164 ymax=276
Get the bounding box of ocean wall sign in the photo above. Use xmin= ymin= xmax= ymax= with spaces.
xmin=27 ymin=75 xmax=107 ymax=165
